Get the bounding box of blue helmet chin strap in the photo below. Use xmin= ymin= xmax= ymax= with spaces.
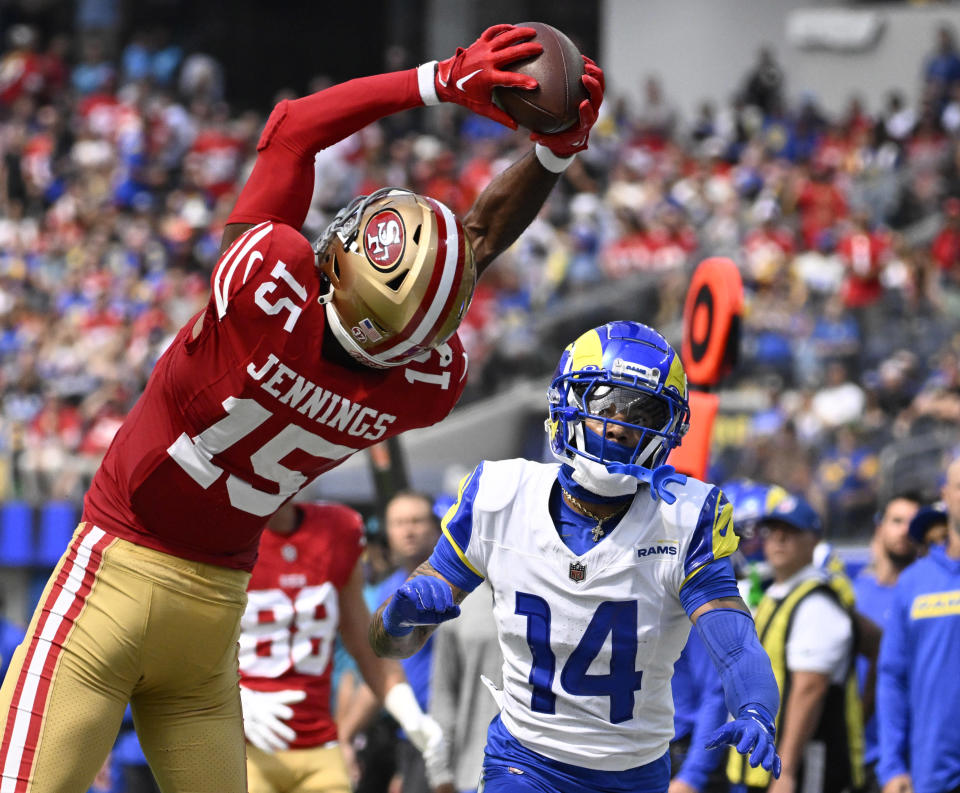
xmin=606 ymin=462 xmax=687 ymax=504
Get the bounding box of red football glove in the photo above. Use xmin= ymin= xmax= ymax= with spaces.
xmin=435 ymin=24 xmax=543 ymax=129
xmin=531 ymin=55 xmax=605 ymax=157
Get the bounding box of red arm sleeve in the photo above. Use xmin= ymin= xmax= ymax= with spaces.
xmin=228 ymin=68 xmax=424 ymax=229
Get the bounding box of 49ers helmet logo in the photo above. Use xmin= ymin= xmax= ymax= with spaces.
xmin=363 ymin=209 xmax=406 ymax=272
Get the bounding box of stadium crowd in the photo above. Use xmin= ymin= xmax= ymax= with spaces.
xmin=2 ymin=20 xmax=960 ymax=534
xmin=1 ymin=14 xmax=960 ymax=793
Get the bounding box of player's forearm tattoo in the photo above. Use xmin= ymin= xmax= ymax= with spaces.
xmin=369 ymin=608 xmax=429 ymax=659
xmin=369 ymin=562 xmax=467 ymax=658
xmin=715 ymin=595 xmax=751 ymax=613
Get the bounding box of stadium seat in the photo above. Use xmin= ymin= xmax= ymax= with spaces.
xmin=36 ymin=501 xmax=77 ymax=568
xmin=0 ymin=501 xmax=34 ymax=566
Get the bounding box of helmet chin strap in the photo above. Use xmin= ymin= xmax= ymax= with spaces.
xmin=324 ymin=303 xmax=397 ymax=370
xmin=605 ymin=462 xmax=687 ymax=504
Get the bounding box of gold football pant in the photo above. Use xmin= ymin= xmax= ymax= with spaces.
xmin=246 ymin=743 xmax=351 ymax=793
xmin=0 ymin=523 xmax=250 ymax=793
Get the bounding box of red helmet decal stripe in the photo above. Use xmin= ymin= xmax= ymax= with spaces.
xmin=382 ymin=197 xmax=464 ymax=360
xmin=416 ymin=211 xmax=468 ymax=351
xmin=368 ymin=197 xmax=462 ymax=359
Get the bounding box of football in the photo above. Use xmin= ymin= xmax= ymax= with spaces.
xmin=494 ymin=22 xmax=587 ymax=134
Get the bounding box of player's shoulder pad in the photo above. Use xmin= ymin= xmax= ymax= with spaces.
xmin=655 ymin=475 xmax=717 ymax=533
xmin=211 ymin=222 xmax=314 ymax=321
xmin=473 ymin=458 xmax=556 ymax=514
xmin=664 ymin=480 xmax=739 ymax=580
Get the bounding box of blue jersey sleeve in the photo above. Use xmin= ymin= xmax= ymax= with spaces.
xmin=428 ymin=463 xmax=485 ymax=593
xmin=679 ymin=557 xmax=740 ymax=616
xmin=683 ymin=486 xmax=739 ymax=584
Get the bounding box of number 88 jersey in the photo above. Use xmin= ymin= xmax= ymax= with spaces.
xmin=239 ymin=502 xmax=364 ymax=748
xmin=83 ymin=222 xmax=467 ymax=570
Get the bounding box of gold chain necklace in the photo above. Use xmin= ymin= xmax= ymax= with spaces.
xmin=561 ymin=488 xmax=630 ymax=542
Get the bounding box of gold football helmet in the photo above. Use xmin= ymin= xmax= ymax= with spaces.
xmin=314 ymin=188 xmax=477 ymax=368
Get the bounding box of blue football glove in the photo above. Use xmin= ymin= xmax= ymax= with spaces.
xmin=705 ymin=704 xmax=781 ymax=778
xmin=382 ymin=576 xmax=461 ymax=637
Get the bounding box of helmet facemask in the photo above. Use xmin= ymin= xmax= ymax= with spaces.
xmin=313 ymin=188 xmax=476 ymax=369
xmin=556 ymin=376 xmax=687 ymax=474
xmin=546 ymin=322 xmax=692 ymax=502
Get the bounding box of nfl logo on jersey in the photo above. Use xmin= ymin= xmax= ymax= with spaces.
xmin=569 ymin=562 xmax=586 ymax=582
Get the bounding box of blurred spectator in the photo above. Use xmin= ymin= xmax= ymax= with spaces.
xmin=932 ymin=196 xmax=960 ymax=316
xmin=0 ymin=25 xmax=44 ymax=107
xmin=18 ymin=392 xmax=83 ymax=502
xmin=72 ymin=35 xmax=116 ymax=96
xmin=795 ymin=163 xmax=848 ymax=251
xmin=812 ymin=362 xmax=867 ymax=428
xmin=838 ymin=214 xmax=892 ymax=325
xmin=853 ymin=494 xmax=921 ymax=793
xmin=907 ymin=503 xmax=949 ymax=555
xmin=881 ymin=91 xmax=917 ymax=144
xmin=741 ymin=47 xmax=784 ymax=118
xmin=634 ymin=75 xmax=678 ymax=147
xmin=877 ymin=457 xmax=960 ymax=793
xmin=799 ymin=295 xmax=861 ymax=384
xmin=185 ymin=102 xmax=245 ymax=201
xmin=813 ymin=424 xmax=879 ymax=534
xmin=179 ymin=52 xmax=224 ymax=104
xmin=923 ymin=24 xmax=960 ymax=114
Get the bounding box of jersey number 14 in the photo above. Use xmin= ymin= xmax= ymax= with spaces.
xmin=516 ymin=592 xmax=643 ymax=724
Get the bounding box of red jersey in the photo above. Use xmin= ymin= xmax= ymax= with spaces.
xmin=838 ymin=228 xmax=890 ymax=307
xmin=83 ymin=222 xmax=467 ymax=569
xmin=238 ymin=502 xmax=364 ymax=747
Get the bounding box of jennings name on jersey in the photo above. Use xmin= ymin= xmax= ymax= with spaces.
xmin=84 ymin=222 xmax=467 ymax=570
xmin=434 ymin=459 xmax=738 ymax=772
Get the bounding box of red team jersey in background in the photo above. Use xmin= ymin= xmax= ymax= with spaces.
xmin=239 ymin=502 xmax=364 ymax=748
xmin=83 ymin=221 xmax=467 ymax=570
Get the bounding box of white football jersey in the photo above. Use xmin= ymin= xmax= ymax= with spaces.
xmin=443 ymin=458 xmax=736 ymax=771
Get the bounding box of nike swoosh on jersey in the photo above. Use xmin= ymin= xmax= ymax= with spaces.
xmin=456 ymin=69 xmax=482 ymax=91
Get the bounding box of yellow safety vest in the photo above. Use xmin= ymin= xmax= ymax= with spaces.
xmin=727 ymin=576 xmax=865 ymax=790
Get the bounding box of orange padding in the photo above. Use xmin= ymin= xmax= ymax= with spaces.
xmin=669 ymin=390 xmax=719 ymax=480
xmin=681 ymin=257 xmax=744 ymax=388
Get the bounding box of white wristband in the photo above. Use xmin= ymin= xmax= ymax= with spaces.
xmin=383 ymin=682 xmax=424 ymax=732
xmin=535 ymin=143 xmax=576 ymax=173
xmin=417 ymin=61 xmax=440 ymax=106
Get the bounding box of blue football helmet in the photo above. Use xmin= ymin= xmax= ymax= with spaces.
xmin=721 ymin=478 xmax=791 ymax=562
xmin=547 ymin=322 xmax=690 ymax=500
